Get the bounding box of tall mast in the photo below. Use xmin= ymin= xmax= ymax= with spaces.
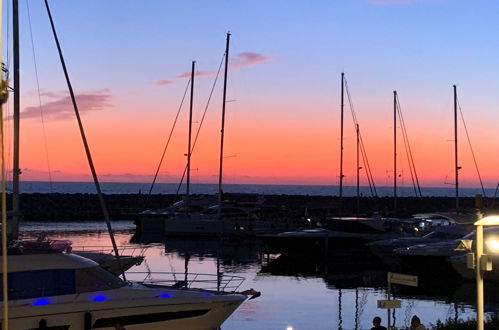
xmin=339 ymin=72 xmax=344 ymax=217
xmin=11 ymin=0 xmax=20 ymax=241
xmin=356 ymin=123 xmax=360 ymax=216
xmin=393 ymin=90 xmax=397 ymax=212
xmin=44 ymin=0 xmax=126 ymax=279
xmin=186 ymin=61 xmax=195 ymax=209
xmin=218 ymin=32 xmax=230 ymax=219
xmin=454 ymin=85 xmax=459 ymax=213
xmin=1 ymin=0 xmax=11 ymax=326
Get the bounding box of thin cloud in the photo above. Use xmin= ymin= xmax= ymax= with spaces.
xmin=175 ymin=52 xmax=270 ymax=78
xmin=19 ymin=89 xmax=112 ymax=121
xmin=232 ymin=52 xmax=270 ymax=68
xmin=175 ymin=70 xmax=218 ymax=79
xmin=152 ymin=79 xmax=173 ymax=86
xmin=39 ymin=90 xmax=65 ymax=98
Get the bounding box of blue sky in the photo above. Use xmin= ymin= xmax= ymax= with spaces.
xmin=4 ymin=0 xmax=499 ymax=187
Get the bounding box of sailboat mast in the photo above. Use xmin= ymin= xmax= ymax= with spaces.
xmin=339 ymin=72 xmax=344 ymax=217
xmin=218 ymin=33 xmax=230 ymax=219
xmin=454 ymin=85 xmax=459 ymax=212
xmin=393 ymin=90 xmax=397 ymax=212
xmin=186 ymin=61 xmax=195 ymax=207
xmin=44 ymin=0 xmax=126 ymax=280
xmin=11 ymin=0 xmax=20 ymax=241
xmin=1 ymin=0 xmax=10 ymax=326
xmin=356 ymin=123 xmax=360 ymax=216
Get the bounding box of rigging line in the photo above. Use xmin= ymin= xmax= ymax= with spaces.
xmin=398 ymin=99 xmax=422 ymax=197
xmin=396 ymin=97 xmax=422 ymax=197
xmin=345 ymin=78 xmax=374 ymax=192
xmin=148 ymin=78 xmax=190 ymax=195
xmin=191 ymin=54 xmax=225 ymax=154
xmin=343 ymin=78 xmax=359 ymax=125
xmin=344 ymin=77 xmax=377 ymax=196
xmin=397 ymin=101 xmax=417 ymax=197
xmin=175 ymin=53 xmax=226 ymax=197
xmin=359 ymin=129 xmax=377 ymax=196
xmin=456 ymin=97 xmax=487 ymax=197
xmin=26 ymin=0 xmax=53 ymax=192
xmin=44 ymin=0 xmax=126 ymax=281
xmin=491 ymin=180 xmax=499 ymax=208
xmin=355 ymin=127 xmax=373 ymax=196
xmin=359 ymin=136 xmax=377 ymax=196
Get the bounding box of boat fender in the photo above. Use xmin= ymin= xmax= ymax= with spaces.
xmin=38 ymin=319 xmax=47 ymax=329
xmin=84 ymin=312 xmax=92 ymax=330
xmin=239 ymin=288 xmax=261 ymax=300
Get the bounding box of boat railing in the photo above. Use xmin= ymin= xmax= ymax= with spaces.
xmin=126 ymin=271 xmax=245 ymax=293
xmin=72 ymin=244 xmax=154 ymax=256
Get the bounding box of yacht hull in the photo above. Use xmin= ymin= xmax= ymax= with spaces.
xmin=7 ymin=296 xmax=244 ymax=330
xmin=160 ymin=217 xmax=294 ymax=237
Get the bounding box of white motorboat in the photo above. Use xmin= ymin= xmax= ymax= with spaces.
xmin=394 ymin=226 xmax=499 ymax=277
xmin=16 ymin=238 xmax=146 ymax=276
xmin=1 ymin=252 xmax=246 ymax=329
xmin=367 ymin=224 xmax=473 ymax=265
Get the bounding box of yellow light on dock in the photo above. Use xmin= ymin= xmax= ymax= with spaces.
xmin=486 ymin=238 xmax=499 ymax=253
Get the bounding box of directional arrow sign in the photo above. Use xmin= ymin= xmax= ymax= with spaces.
xmin=387 ymin=272 xmax=418 ymax=287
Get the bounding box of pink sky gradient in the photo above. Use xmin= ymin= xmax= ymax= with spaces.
xmin=7 ymin=0 xmax=499 ymax=190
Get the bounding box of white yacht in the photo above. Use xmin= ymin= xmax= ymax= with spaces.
xmin=16 ymin=238 xmax=146 ymax=276
xmin=1 ymin=252 xmax=246 ymax=329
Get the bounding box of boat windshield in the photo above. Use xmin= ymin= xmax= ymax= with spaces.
xmin=423 ymin=231 xmax=457 ymax=239
xmin=75 ymin=266 xmax=126 ymax=293
xmin=2 ymin=266 xmax=125 ymax=300
xmin=461 ymin=226 xmax=499 ymax=240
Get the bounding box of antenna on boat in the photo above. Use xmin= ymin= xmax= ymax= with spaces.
xmin=218 ymin=32 xmax=230 ymax=219
xmin=186 ymin=61 xmax=195 ymax=211
xmin=393 ymin=91 xmax=397 ymax=213
xmin=453 ymin=85 xmax=459 ymax=214
xmin=339 ymin=73 xmax=344 ymax=218
xmin=10 ymin=0 xmax=20 ymax=242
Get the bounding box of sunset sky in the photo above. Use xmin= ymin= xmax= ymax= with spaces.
xmin=4 ymin=0 xmax=499 ymax=189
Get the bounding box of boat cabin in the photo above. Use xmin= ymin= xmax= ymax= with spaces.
xmin=0 ymin=254 xmax=125 ymax=300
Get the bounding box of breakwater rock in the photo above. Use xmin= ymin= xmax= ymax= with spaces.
xmin=8 ymin=193 xmax=489 ymax=221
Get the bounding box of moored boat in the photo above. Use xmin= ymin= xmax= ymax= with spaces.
xmin=1 ymin=251 xmax=246 ymax=329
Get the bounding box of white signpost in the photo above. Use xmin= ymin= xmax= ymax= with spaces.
xmin=379 ymin=272 xmax=418 ymax=330
xmin=387 ymin=272 xmax=418 ymax=287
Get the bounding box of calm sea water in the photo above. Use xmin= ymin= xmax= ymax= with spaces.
xmin=19 ymin=220 xmax=486 ymax=330
xmin=10 ymin=181 xmax=498 ymax=197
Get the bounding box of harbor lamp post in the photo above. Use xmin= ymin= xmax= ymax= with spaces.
xmin=472 ymin=216 xmax=499 ymax=330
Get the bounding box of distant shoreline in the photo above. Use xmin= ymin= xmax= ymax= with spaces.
xmin=10 ymin=192 xmax=491 ymax=221
xmin=6 ymin=181 xmax=497 ymax=198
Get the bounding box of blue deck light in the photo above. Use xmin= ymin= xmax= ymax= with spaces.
xmin=34 ymin=298 xmax=50 ymax=305
xmin=92 ymin=295 xmax=107 ymax=302
xmin=204 ymin=292 xmax=213 ymax=297
xmin=160 ymin=293 xmax=171 ymax=298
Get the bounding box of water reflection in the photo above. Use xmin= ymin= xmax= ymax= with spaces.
xmin=21 ymin=221 xmax=487 ymax=329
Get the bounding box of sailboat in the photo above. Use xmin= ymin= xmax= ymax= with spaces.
xmin=0 ymin=1 xmax=246 ymax=329
xmin=138 ymin=33 xmax=297 ymax=238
